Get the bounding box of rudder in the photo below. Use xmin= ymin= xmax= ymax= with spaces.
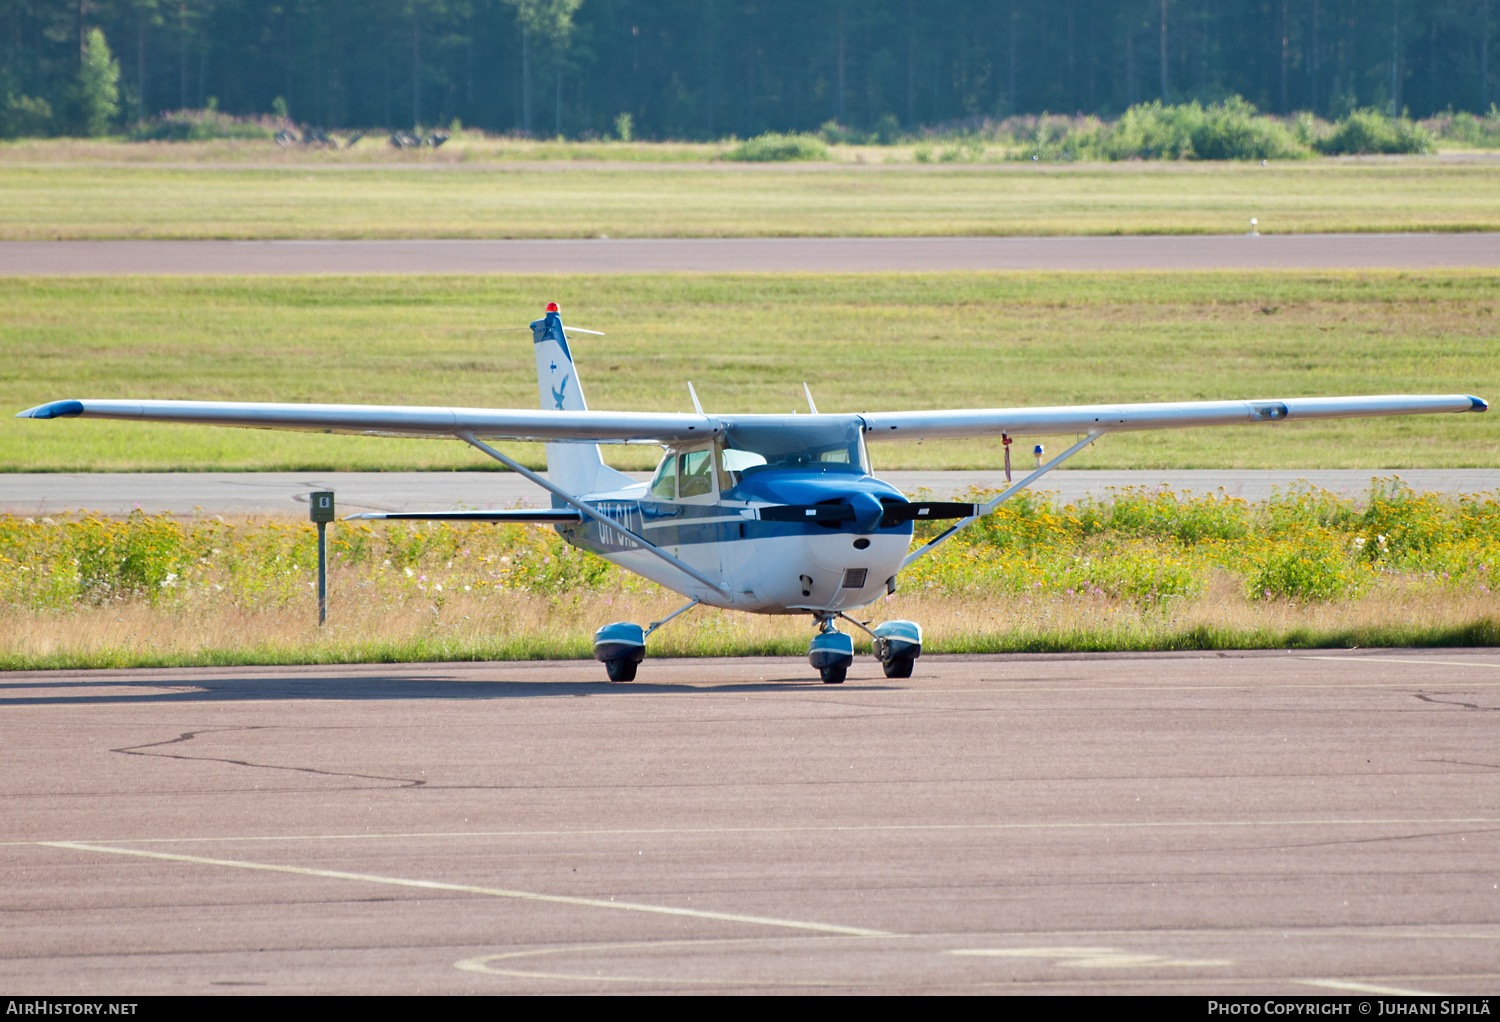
xmin=531 ymin=303 xmax=634 ymax=496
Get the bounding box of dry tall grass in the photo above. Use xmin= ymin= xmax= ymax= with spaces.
xmin=5 ymin=573 xmax=1495 ymax=671
xmin=5 ymin=480 xmax=1496 ymax=671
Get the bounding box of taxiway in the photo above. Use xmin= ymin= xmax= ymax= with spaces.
xmin=2 ymin=233 xmax=1498 ymax=275
xmin=3 ymin=650 xmax=1498 ymax=994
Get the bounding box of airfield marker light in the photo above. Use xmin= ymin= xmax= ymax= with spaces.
xmin=1248 ymin=218 xmax=1259 ymax=237
xmin=546 ymin=302 xmax=560 ymax=313
xmin=1034 ymin=443 xmax=1045 ymax=469
xmin=309 ymin=491 xmax=335 ymax=625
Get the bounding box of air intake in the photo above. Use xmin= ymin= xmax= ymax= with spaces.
xmin=842 ymin=568 xmax=868 ymax=589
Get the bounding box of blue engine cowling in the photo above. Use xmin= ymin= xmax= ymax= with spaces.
xmin=593 ymin=621 xmax=646 ymax=663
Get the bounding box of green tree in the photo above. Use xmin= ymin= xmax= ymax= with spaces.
xmin=72 ymin=28 xmax=121 ymax=137
xmin=504 ymin=0 xmax=582 ymax=136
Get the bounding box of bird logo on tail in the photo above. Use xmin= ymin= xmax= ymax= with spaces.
xmin=552 ymin=375 xmax=570 ymax=410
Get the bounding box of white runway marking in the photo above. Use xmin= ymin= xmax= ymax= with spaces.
xmin=458 ymin=937 xmax=1236 ymax=988
xmin=15 ymin=815 xmax=1499 ymax=849
xmin=38 ymin=841 xmax=891 ymax=938
xmin=948 ymin=946 xmax=1234 ymax=968
xmin=456 ymin=939 xmax=885 ymax=988
xmin=1297 ymin=656 xmax=1500 ymax=670
xmin=1297 ymin=978 xmax=1444 ymax=996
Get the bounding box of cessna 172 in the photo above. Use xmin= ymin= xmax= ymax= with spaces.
xmin=18 ymin=303 xmax=1489 ymax=683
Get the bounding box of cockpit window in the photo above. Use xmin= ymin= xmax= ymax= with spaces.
xmin=678 ymin=449 xmax=714 ymax=497
xmin=649 ymin=453 xmax=676 ymax=499
xmin=720 ymin=417 xmax=868 ymax=481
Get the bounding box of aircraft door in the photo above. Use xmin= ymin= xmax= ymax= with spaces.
xmin=668 ymin=446 xmax=724 ymax=585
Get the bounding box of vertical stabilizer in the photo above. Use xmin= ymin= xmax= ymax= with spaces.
xmin=532 ymin=304 xmax=634 ymax=496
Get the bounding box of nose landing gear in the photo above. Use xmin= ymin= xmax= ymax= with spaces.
xmin=809 ymin=614 xmax=924 ymax=683
xmin=808 ymin=615 xmax=854 ymax=684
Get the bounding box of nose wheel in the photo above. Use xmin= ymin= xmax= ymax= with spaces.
xmin=808 ymin=618 xmax=855 ymax=684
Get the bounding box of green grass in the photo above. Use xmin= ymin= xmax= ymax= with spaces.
xmin=4 ymin=481 xmax=1496 ymax=669
xmin=6 ymin=271 xmax=1498 ymax=472
xmin=0 ymin=157 xmax=1497 ymax=238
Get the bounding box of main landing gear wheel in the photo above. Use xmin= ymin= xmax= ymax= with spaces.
xmin=882 ymin=656 xmax=915 ymax=679
xmin=820 ymin=665 xmax=847 ymax=685
xmin=604 ymin=658 xmax=638 ymax=683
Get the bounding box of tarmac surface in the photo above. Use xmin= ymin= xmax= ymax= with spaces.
xmin=4 ymin=469 xmax=1498 ymax=517
xmin=4 ymin=650 xmax=1500 ymax=995
xmin=3 ymin=233 xmax=1500 ymax=275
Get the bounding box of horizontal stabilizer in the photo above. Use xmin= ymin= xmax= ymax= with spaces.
xmin=344 ymin=509 xmax=583 ymax=523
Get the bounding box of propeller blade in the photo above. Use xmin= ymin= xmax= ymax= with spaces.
xmin=878 ymin=502 xmax=979 ymax=527
xmin=756 ymin=504 xmax=857 ymax=523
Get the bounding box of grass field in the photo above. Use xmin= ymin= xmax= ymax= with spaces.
xmin=5 ymin=271 xmax=1497 ymax=473
xmin=0 ymin=155 xmax=1496 ymax=238
xmin=3 ymin=481 xmax=1495 ymax=670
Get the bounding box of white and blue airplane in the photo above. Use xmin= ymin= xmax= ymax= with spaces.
xmin=19 ymin=302 xmax=1490 ymax=683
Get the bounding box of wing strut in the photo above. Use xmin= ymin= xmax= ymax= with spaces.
xmin=901 ymin=429 xmax=1105 ymax=570
xmin=454 ymin=431 xmax=731 ymax=598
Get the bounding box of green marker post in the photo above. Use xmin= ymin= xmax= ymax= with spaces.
xmin=309 ymin=491 xmax=335 ymax=625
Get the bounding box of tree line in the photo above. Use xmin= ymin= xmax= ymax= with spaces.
xmin=2 ymin=0 xmax=1495 ymax=139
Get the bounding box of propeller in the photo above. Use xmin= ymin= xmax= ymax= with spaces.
xmin=755 ymin=502 xmax=978 ymax=526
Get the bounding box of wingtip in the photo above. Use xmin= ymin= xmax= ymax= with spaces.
xmin=1470 ymin=396 xmax=1489 ymax=413
xmin=16 ymin=400 xmax=84 ymax=420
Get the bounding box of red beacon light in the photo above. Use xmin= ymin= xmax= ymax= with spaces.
xmin=546 ymin=302 xmax=560 ymax=313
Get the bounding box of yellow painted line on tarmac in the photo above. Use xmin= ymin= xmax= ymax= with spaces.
xmin=37 ymin=840 xmax=892 ymax=938
xmin=13 ymin=814 xmax=1499 ymax=849
xmin=1297 ymin=978 xmax=1444 ymax=996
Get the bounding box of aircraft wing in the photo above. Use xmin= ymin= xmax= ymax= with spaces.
xmin=860 ymin=394 xmax=1488 ymax=440
xmin=15 ymin=399 xmax=715 ymax=445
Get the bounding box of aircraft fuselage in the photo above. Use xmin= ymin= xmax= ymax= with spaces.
xmin=557 ymin=468 xmax=915 ymax=614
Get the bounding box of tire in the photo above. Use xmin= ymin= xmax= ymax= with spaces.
xmin=882 ymin=656 xmax=915 ymax=679
xmin=820 ymin=665 xmax=847 ymax=685
xmin=604 ymin=658 xmax=638 ymax=683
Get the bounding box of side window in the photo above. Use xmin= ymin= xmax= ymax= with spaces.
xmin=678 ymin=449 xmax=713 ymax=497
xmin=714 ymin=443 xmax=735 ymax=492
xmin=650 ymin=452 xmax=676 ymax=499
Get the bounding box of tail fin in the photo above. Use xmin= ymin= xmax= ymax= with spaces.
xmin=531 ymin=303 xmax=635 ymax=496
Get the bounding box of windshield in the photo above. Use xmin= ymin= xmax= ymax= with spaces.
xmin=720 ymin=417 xmax=868 ymax=481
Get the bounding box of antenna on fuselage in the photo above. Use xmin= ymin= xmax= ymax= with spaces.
xmin=803 ymin=382 xmax=819 ymax=415
xmin=687 ymin=381 xmax=704 ymax=415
